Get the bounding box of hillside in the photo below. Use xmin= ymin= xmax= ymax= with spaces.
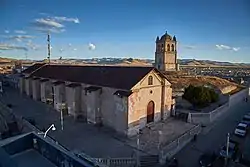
xmin=1 ymin=57 xmax=250 ymax=68
xmin=165 ymin=75 xmax=243 ymax=94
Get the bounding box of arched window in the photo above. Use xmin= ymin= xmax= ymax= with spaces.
xmin=161 ymin=44 xmax=164 ymax=51
xmin=171 ymin=44 xmax=175 ymax=51
xmin=148 ymin=76 xmax=153 ymax=85
xmin=167 ymin=44 xmax=170 ymax=51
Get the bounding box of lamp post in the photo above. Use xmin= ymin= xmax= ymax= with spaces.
xmin=38 ymin=124 xmax=56 ymax=138
xmin=60 ymin=103 xmax=64 ymax=131
xmin=225 ymin=133 xmax=230 ymax=166
xmin=136 ymin=130 xmax=140 ymax=167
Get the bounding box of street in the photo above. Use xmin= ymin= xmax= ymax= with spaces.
xmin=175 ymin=100 xmax=250 ymax=167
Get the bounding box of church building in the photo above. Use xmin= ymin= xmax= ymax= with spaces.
xmin=20 ymin=63 xmax=175 ymax=137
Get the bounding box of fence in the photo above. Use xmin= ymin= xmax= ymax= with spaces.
xmin=159 ymin=124 xmax=201 ymax=163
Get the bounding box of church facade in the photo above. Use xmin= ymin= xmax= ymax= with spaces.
xmin=155 ymin=31 xmax=179 ymax=71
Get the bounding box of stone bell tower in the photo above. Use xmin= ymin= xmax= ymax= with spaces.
xmin=155 ymin=31 xmax=178 ymax=71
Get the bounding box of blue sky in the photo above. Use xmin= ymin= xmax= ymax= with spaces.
xmin=0 ymin=0 xmax=250 ymax=62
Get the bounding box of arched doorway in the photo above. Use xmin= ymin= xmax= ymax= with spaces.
xmin=147 ymin=101 xmax=155 ymax=123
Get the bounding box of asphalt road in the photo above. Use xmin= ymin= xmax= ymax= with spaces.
xmin=175 ymin=100 xmax=250 ymax=167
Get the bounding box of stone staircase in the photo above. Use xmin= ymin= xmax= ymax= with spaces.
xmin=140 ymin=155 xmax=160 ymax=167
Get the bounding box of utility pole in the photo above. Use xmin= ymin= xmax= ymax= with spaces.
xmin=225 ymin=133 xmax=230 ymax=166
xmin=47 ymin=31 xmax=51 ymax=64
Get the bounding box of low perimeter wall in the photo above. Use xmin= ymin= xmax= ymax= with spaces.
xmin=187 ymin=88 xmax=249 ymax=126
xmin=159 ymin=124 xmax=201 ymax=164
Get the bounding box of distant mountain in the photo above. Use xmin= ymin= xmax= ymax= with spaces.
xmin=2 ymin=57 xmax=250 ymax=68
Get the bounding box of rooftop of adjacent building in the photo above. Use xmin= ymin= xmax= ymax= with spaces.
xmin=0 ymin=132 xmax=97 ymax=167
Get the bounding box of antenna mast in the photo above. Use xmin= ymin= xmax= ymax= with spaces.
xmin=47 ymin=31 xmax=51 ymax=64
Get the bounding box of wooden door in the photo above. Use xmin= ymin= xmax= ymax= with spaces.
xmin=147 ymin=101 xmax=155 ymax=123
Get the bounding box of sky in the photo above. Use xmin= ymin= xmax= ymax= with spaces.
xmin=0 ymin=0 xmax=250 ymax=63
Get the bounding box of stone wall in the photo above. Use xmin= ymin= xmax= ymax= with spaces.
xmin=160 ymin=124 xmax=201 ymax=163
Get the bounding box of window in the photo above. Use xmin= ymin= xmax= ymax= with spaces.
xmin=171 ymin=44 xmax=175 ymax=51
xmin=167 ymin=44 xmax=170 ymax=51
xmin=148 ymin=76 xmax=153 ymax=85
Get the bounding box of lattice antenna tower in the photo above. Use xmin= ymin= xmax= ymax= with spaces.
xmin=47 ymin=31 xmax=51 ymax=64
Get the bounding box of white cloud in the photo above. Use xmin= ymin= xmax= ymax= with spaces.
xmin=232 ymin=47 xmax=240 ymax=51
xmin=54 ymin=16 xmax=80 ymax=24
xmin=0 ymin=43 xmax=28 ymax=51
xmin=216 ymin=44 xmax=231 ymax=50
xmin=32 ymin=15 xmax=80 ymax=34
xmin=39 ymin=12 xmax=49 ymax=15
xmin=215 ymin=44 xmax=240 ymax=52
xmin=73 ymin=48 xmax=77 ymax=51
xmin=8 ymin=35 xmax=34 ymax=42
xmin=88 ymin=43 xmax=96 ymax=50
xmin=59 ymin=48 xmax=64 ymax=53
xmin=34 ymin=18 xmax=64 ymax=28
xmin=14 ymin=30 xmax=26 ymax=34
xmin=68 ymin=43 xmax=72 ymax=47
xmin=183 ymin=45 xmax=196 ymax=49
xmin=4 ymin=30 xmax=10 ymax=34
xmin=34 ymin=27 xmax=65 ymax=34
xmin=26 ymin=40 xmax=41 ymax=51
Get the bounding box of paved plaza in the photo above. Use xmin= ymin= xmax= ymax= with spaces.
xmin=1 ymin=87 xmax=196 ymax=159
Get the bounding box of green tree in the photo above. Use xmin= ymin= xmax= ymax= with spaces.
xmin=183 ymin=85 xmax=219 ymax=108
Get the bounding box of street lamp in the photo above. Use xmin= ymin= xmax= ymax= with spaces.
xmin=59 ymin=103 xmax=64 ymax=131
xmin=136 ymin=129 xmax=141 ymax=167
xmin=225 ymin=133 xmax=230 ymax=166
xmin=38 ymin=124 xmax=56 ymax=138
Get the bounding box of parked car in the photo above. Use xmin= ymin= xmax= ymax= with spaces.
xmin=242 ymin=115 xmax=250 ymax=126
xmin=234 ymin=123 xmax=248 ymax=137
xmin=220 ymin=141 xmax=236 ymax=159
xmin=199 ymin=153 xmax=217 ymax=167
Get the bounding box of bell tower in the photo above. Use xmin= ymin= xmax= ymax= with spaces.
xmin=155 ymin=31 xmax=178 ymax=71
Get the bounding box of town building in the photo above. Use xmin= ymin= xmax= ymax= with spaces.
xmin=155 ymin=31 xmax=179 ymax=71
xmin=20 ymin=64 xmax=174 ymax=136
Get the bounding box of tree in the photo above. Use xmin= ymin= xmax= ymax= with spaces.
xmin=183 ymin=85 xmax=219 ymax=108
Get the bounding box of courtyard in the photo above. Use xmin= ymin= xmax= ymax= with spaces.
xmin=1 ymin=87 xmax=196 ymax=159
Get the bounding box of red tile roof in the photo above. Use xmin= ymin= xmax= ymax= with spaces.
xmin=30 ymin=64 xmax=157 ymax=90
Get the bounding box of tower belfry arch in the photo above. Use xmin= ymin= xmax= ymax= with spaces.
xmin=155 ymin=31 xmax=178 ymax=71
